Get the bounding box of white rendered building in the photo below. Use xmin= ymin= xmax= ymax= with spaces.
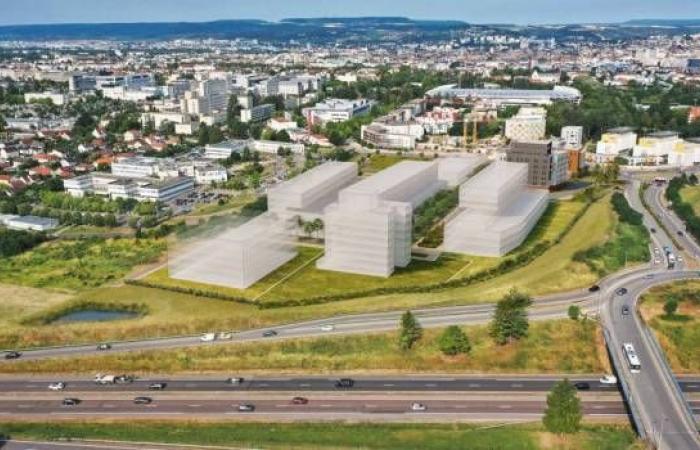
xmin=561 ymin=126 xmax=583 ymax=149
xmin=169 ymin=213 xmax=296 ymax=289
xmin=595 ymin=128 xmax=637 ymax=163
xmin=437 ymin=155 xmax=487 ymax=187
xmin=631 ymin=131 xmax=681 ymax=165
xmin=444 ymin=161 xmax=548 ymax=257
xmin=505 ymin=107 xmax=546 ymax=142
xmin=318 ymin=161 xmax=444 ymax=277
xmin=268 ymin=162 xmax=358 ymax=221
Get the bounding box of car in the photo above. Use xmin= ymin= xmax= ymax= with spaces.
xmin=262 ymin=330 xmax=278 ymax=338
xmin=133 ymin=396 xmax=153 ymax=405
xmin=615 ymin=287 xmax=628 ymax=296
xmin=48 ymin=382 xmax=66 ymax=391
xmin=61 ymin=398 xmax=80 ymax=406
xmin=148 ymin=382 xmax=167 ymax=390
xmin=227 ymin=377 xmax=245 ymax=384
xmin=218 ymin=331 xmax=233 ymax=340
xmin=650 ymin=227 xmax=657 ymax=233
xmin=410 ymin=402 xmax=427 ymax=411
xmin=115 ymin=375 xmax=135 ymax=384
xmin=292 ymin=397 xmax=309 ymax=405
xmin=654 ymin=247 xmax=660 ymax=254
xmin=4 ymin=351 xmax=21 ymax=360
xmin=621 ymin=305 xmax=630 ymax=316
xmin=237 ymin=403 xmax=255 ymax=412
xmin=677 ymin=230 xmax=684 ymax=236
xmin=654 ymin=258 xmax=661 ymax=264
xmin=200 ymin=333 xmax=216 ymax=342
xmin=678 ymin=255 xmax=684 ymax=262
xmin=599 ymin=375 xmax=618 ymax=385
xmin=588 ymin=285 xmax=600 ymax=293
xmin=96 ymin=343 xmax=112 ymax=351
xmin=320 ymin=324 xmax=335 ymax=332
xmin=335 ymin=378 xmax=354 ymax=388
xmin=574 ymin=382 xmax=591 ymax=390
xmin=644 ymin=274 xmax=654 ymax=280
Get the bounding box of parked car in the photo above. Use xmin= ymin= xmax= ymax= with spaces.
xmin=148 ymin=382 xmax=167 ymax=390
xmin=227 ymin=377 xmax=245 ymax=385
xmin=133 ymin=396 xmax=153 ymax=405
xmin=599 ymin=375 xmax=618 ymax=385
xmin=48 ymin=382 xmax=66 ymax=391
xmin=411 ymin=402 xmax=427 ymax=411
xmin=292 ymin=397 xmax=309 ymax=405
xmin=615 ymin=287 xmax=628 ymax=296
xmin=237 ymin=403 xmax=255 ymax=412
xmin=574 ymin=382 xmax=591 ymax=390
xmin=262 ymin=330 xmax=278 ymax=338
xmin=3 ymin=351 xmax=21 ymax=360
xmin=62 ymin=398 xmax=80 ymax=406
xmin=200 ymin=333 xmax=216 ymax=342
xmin=96 ymin=343 xmax=112 ymax=351
xmin=335 ymin=378 xmax=354 ymax=388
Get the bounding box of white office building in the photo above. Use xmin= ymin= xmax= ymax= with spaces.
xmin=303 ymin=98 xmax=373 ymax=126
xmin=204 ymin=139 xmax=304 ymax=159
xmin=444 ymin=161 xmax=548 ymax=257
xmin=595 ymin=127 xmax=638 ymax=163
xmin=437 ymin=155 xmax=487 ymax=187
xmin=241 ymin=104 xmax=275 ymax=123
xmin=561 ymin=126 xmax=584 ymax=149
xmin=318 ymin=161 xmax=444 ymax=277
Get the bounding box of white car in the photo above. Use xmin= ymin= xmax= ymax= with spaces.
xmin=48 ymin=382 xmax=66 ymax=391
xmin=200 ymin=333 xmax=216 ymax=342
xmin=411 ymin=402 xmax=427 ymax=411
xmin=599 ymin=375 xmax=618 ymax=385
xmin=320 ymin=324 xmax=335 ymax=332
xmin=218 ymin=332 xmax=233 ymax=340
xmin=678 ymin=256 xmax=684 ymax=262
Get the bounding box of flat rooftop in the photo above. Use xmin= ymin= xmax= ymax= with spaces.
xmin=270 ymin=161 xmax=356 ymax=196
xmin=344 ymin=161 xmax=435 ymax=197
xmin=465 ymin=161 xmax=525 ymax=191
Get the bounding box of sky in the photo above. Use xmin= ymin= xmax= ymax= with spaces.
xmin=0 ymin=0 xmax=698 ymax=26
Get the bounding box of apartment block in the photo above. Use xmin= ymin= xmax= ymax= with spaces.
xmin=302 ymin=98 xmax=374 ymax=126
xmin=240 ymin=104 xmax=275 ymax=123
xmin=504 ymin=107 xmax=547 ymax=142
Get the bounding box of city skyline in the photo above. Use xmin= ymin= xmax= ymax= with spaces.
xmin=1 ymin=0 xmax=698 ymax=26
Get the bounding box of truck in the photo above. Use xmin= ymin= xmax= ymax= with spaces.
xmin=667 ymin=253 xmax=676 ymax=269
xmin=94 ymin=374 xmax=117 ymax=384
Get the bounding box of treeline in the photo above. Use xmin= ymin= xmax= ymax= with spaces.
xmin=666 ymin=173 xmax=700 ymax=242
xmin=611 ymin=191 xmax=644 ymax=226
xmin=0 ymin=229 xmax=47 ymax=257
xmin=40 ymin=192 xmax=136 ymax=214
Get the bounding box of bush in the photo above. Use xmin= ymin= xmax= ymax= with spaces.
xmin=664 ymin=297 xmax=679 ymax=317
xmin=568 ymin=305 xmax=581 ymax=321
xmin=543 ymin=379 xmax=582 ymax=434
xmin=438 ymin=326 xmax=471 ymax=356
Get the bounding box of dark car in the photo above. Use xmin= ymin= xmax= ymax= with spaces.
xmin=3 ymin=351 xmax=21 ymax=360
xmin=650 ymin=228 xmax=657 ymax=233
xmin=677 ymin=230 xmax=684 ymax=236
xmin=238 ymin=403 xmax=255 ymax=412
xmin=262 ymin=330 xmax=278 ymax=338
xmin=148 ymin=382 xmax=167 ymax=390
xmin=335 ymin=378 xmax=354 ymax=388
xmin=615 ymin=287 xmax=628 ymax=296
xmin=133 ymin=396 xmax=153 ymax=405
xmin=574 ymin=382 xmax=591 ymax=391
xmin=292 ymin=396 xmax=309 ymax=405
xmin=62 ymin=398 xmax=81 ymax=406
xmin=97 ymin=343 xmax=112 ymax=351
xmin=621 ymin=305 xmax=631 ymax=316
xmin=115 ymin=375 xmax=135 ymax=384
xmin=588 ymin=285 xmax=600 ymax=293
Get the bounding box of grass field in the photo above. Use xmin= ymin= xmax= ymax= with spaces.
xmin=0 ymin=319 xmax=609 ymax=374
xmin=361 ymin=153 xmax=422 ymax=174
xmin=145 ymin=199 xmax=587 ymax=304
xmin=0 ymin=422 xmax=642 ymax=450
xmin=639 ymin=281 xmax=700 ymax=373
xmin=188 ymin=191 xmax=258 ymax=217
xmin=0 ymin=238 xmax=165 ymax=291
xmin=680 ymin=185 xmax=700 ymax=215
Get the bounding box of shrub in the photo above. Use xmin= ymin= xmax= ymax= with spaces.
xmin=438 ymin=326 xmax=471 ymax=356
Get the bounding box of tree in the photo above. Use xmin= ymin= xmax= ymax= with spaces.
xmin=664 ymin=297 xmax=679 ymax=317
xmin=438 ymin=326 xmax=471 ymax=356
xmin=399 ymin=310 xmax=422 ymax=350
xmin=490 ymin=289 xmax=533 ymax=345
xmin=567 ymin=305 xmax=581 ymax=321
xmin=543 ymin=379 xmax=582 ymax=434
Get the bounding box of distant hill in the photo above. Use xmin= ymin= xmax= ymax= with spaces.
xmin=623 ymin=19 xmax=700 ymax=27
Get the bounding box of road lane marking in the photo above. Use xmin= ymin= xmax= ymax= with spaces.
xmin=498 ymin=405 xmax=513 ymax=409
xmin=383 ymin=383 xmax=395 ymax=387
xmin=188 ymin=404 xmax=201 ymax=408
xmin=425 ymin=383 xmax=437 ymax=387
xmin=320 ymin=404 xmax=332 ymax=408
xmin=468 ymin=383 xmax=481 ymax=388
xmin=511 ymin=383 xmax=523 ymax=388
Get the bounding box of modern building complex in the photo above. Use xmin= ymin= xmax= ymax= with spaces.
xmin=361 ymin=120 xmax=425 ymax=149
xmin=561 ymin=126 xmax=584 ymax=149
xmin=240 ymin=104 xmax=275 ymax=123
xmin=504 ymin=107 xmax=547 ymax=142
xmin=444 ymin=161 xmax=548 ymax=257
xmin=595 ymin=127 xmax=638 ymax=163
xmin=302 ymin=98 xmax=374 ymax=126
xmin=437 ymin=155 xmax=487 ymax=187
xmin=506 ymin=140 xmax=568 ymax=188
xmin=318 ymin=161 xmax=445 ymax=277
xmin=64 ymin=173 xmax=194 ymax=202
xmin=631 ymin=131 xmax=681 ymax=165
xmin=203 ymin=139 xmax=304 ymax=159
xmin=169 ymin=162 xmax=357 ymax=289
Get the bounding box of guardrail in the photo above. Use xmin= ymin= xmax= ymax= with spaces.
xmin=603 ymin=327 xmax=647 ymax=440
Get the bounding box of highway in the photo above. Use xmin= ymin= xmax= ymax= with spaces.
xmin=1 ymin=375 xmax=700 ymax=393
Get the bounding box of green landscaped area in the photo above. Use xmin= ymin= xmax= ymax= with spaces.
xmin=680 ymin=184 xmax=700 ymax=215
xmin=639 ymin=281 xmax=700 ymax=373
xmin=0 ymin=319 xmax=609 ymax=374
xmin=0 ymin=422 xmax=642 ymax=450
xmin=144 ymin=197 xmax=588 ymax=304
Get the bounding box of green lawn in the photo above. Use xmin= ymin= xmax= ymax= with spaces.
xmin=361 ymin=153 xmax=423 ymax=174
xmin=639 ymin=281 xmax=700 ymax=373
xmin=680 ymin=185 xmax=700 ymax=216
xmin=0 ymin=319 xmax=609 ymax=375
xmin=0 ymin=423 xmax=642 ymax=450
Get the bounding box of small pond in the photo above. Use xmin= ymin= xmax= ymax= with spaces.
xmin=52 ymin=309 xmax=140 ymax=324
